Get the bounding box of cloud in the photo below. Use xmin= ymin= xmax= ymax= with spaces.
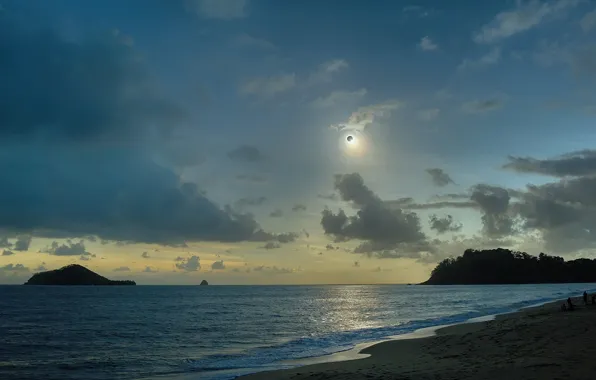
xmin=429 ymin=215 xmax=463 ymax=234
xmin=318 ymin=193 xmax=338 ymax=201
xmin=503 ymin=150 xmax=596 ymax=177
xmin=418 ymin=36 xmax=438 ymax=51
xmin=269 ymin=209 xmax=283 ymax=218
xmin=41 ymin=240 xmax=90 ymax=256
xmin=307 ymin=59 xmax=349 ymax=86
xmin=233 ymin=33 xmax=275 ymax=50
xmin=113 ymin=266 xmax=131 ymax=272
xmin=186 ymin=0 xmax=248 ymax=20
xmin=353 ymin=261 xmax=360 ymax=267
xmin=227 ymin=145 xmax=266 ymax=162
xmin=0 ymin=237 xmax=11 ymax=248
xmin=329 ymin=100 xmax=402 ymax=132
xmin=250 ymin=230 xmax=298 ymax=243
xmin=211 ymin=260 xmax=226 ymax=270
xmin=473 ymin=0 xmax=581 ymax=44
xmin=261 ymin=241 xmax=281 ymax=249
xmin=320 ymin=173 xmax=429 ymax=253
xmin=311 ymin=89 xmax=367 ymax=108
xmin=0 ymin=263 xmax=29 ymax=273
xmin=580 ymin=9 xmax=596 ymax=32
xmin=252 ymin=265 xmax=295 ymax=274
xmin=175 ymin=255 xmax=201 ymax=271
xmin=143 ymin=266 xmax=158 ymax=273
xmin=35 ymin=263 xmax=47 ymax=272
xmin=418 ymin=108 xmax=440 ymax=121
xmin=462 ymin=98 xmax=504 ymax=113
xmin=326 ymin=244 xmax=339 ymax=250
xmin=471 ymin=184 xmax=517 ymax=238
xmin=458 ymin=47 xmax=502 ymax=70
xmin=13 ymin=236 xmax=31 ymax=252
xmin=239 ymin=73 xmax=296 ymax=97
xmin=2 ymin=250 xmax=14 ymax=256
xmin=141 ymin=251 xmax=150 ymax=258
xmin=292 ymin=204 xmax=307 ymax=212
xmin=0 ymin=20 xmax=278 ymax=246
xmin=426 ymin=168 xmax=455 ymax=187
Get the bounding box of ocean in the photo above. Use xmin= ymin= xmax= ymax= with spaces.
xmin=1 ymin=284 xmax=594 ymax=380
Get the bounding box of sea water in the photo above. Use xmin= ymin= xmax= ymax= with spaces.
xmin=1 ymin=284 xmax=593 ymax=380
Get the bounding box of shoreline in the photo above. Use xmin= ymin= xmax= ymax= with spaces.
xmin=238 ymin=295 xmax=596 ymax=380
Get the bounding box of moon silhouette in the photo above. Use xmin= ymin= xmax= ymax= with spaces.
xmin=347 ymin=135 xmax=354 ymax=142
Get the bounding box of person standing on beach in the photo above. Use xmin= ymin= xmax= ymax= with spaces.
xmin=583 ymin=291 xmax=588 ymax=306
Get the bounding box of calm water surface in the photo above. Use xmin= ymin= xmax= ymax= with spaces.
xmin=1 ymin=284 xmax=594 ymax=380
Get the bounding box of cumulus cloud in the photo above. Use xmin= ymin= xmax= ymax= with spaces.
xmin=113 ymin=266 xmax=131 ymax=272
xmin=141 ymin=251 xmax=150 ymax=258
xmin=429 ymin=215 xmax=463 ymax=234
xmin=253 ymin=265 xmax=295 ymax=274
xmin=329 ymin=100 xmax=402 ymax=132
xmin=227 ymin=145 xmax=265 ymax=162
xmin=186 ymin=0 xmax=248 ymax=20
xmin=503 ymin=150 xmax=596 ymax=177
xmin=418 ymin=36 xmax=438 ymax=51
xmin=41 ymin=240 xmax=90 ymax=256
xmin=462 ymin=98 xmax=504 ymax=113
xmin=326 ymin=244 xmax=339 ymax=250
xmin=211 ymin=260 xmax=226 ymax=270
xmin=311 ymin=89 xmax=367 ymax=108
xmin=320 ymin=173 xmax=429 ymax=256
xmin=261 ymin=241 xmax=281 ymax=249
xmin=426 ymin=168 xmax=455 ymax=187
xmin=473 ymin=0 xmax=581 ymax=44
xmin=2 ymin=250 xmax=14 ymax=256
xmin=35 ymin=263 xmax=47 ymax=272
xmin=13 ymin=236 xmax=31 ymax=252
xmin=143 ymin=266 xmax=158 ymax=273
xmin=175 ymin=255 xmax=201 ymax=271
xmin=250 ymin=230 xmax=298 ymax=243
xmin=458 ymin=47 xmax=502 ymax=70
xmin=471 ymin=184 xmax=517 ymax=238
xmin=0 ymin=237 xmax=11 ymax=248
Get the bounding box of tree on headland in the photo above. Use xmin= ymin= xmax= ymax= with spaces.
xmin=423 ymin=248 xmax=596 ymax=285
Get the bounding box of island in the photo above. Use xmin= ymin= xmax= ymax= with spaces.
xmin=24 ymin=264 xmax=136 ymax=285
xmin=200 ymin=280 xmax=208 ymax=286
xmin=422 ymin=248 xmax=596 ymax=285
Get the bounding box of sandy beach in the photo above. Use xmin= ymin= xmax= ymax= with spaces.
xmin=239 ymin=296 xmax=596 ymax=380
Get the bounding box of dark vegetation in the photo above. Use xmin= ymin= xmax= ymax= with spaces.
xmin=200 ymin=280 xmax=209 ymax=286
xmin=423 ymin=248 xmax=596 ymax=285
xmin=24 ymin=264 xmax=136 ymax=285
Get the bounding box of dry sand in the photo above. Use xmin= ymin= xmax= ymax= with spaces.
xmin=239 ymin=296 xmax=596 ymax=380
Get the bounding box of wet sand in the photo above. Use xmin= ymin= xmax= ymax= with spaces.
xmin=239 ymin=296 xmax=596 ymax=380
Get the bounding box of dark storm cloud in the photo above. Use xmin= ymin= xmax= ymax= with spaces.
xmin=175 ymin=255 xmax=201 ymax=271
xmin=320 ymin=173 xmax=429 ymax=254
xmin=0 ymin=18 xmax=281 ymax=245
xmin=292 ymin=204 xmax=307 ymax=212
xmin=429 ymin=215 xmax=463 ymax=234
xmin=13 ymin=236 xmax=31 ymax=251
xmin=425 ymin=168 xmax=455 ymax=187
xmin=503 ymin=150 xmax=596 ymax=177
xmin=250 ymin=230 xmax=298 ymax=243
xmin=471 ymin=184 xmax=517 ymax=238
xmin=227 ymin=145 xmax=265 ymax=162
xmin=41 ymin=240 xmax=90 ymax=256
xmin=2 ymin=250 xmax=14 ymax=256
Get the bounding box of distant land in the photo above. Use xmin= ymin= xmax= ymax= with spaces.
xmin=200 ymin=280 xmax=208 ymax=286
xmin=423 ymin=248 xmax=596 ymax=285
xmin=24 ymin=264 xmax=136 ymax=286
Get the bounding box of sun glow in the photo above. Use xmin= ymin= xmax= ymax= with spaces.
xmin=339 ymin=130 xmax=369 ymax=158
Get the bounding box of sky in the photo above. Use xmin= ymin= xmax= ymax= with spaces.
xmin=1 ymin=0 xmax=596 ymax=284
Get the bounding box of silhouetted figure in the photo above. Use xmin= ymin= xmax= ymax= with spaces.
xmin=583 ymin=291 xmax=588 ymax=305
xmin=567 ymin=297 xmax=575 ymax=311
xmin=592 ymin=294 xmax=595 ymax=305
xmin=561 ymin=303 xmax=567 ymax=311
